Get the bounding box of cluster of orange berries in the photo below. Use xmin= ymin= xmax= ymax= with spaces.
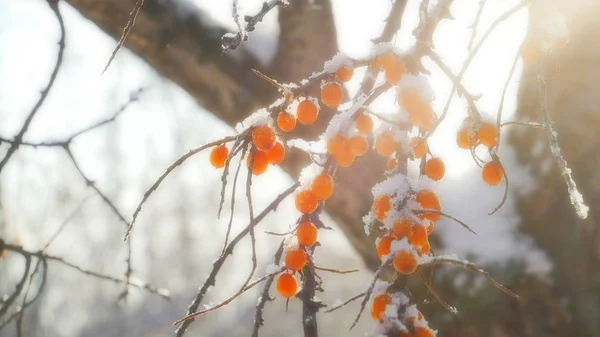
xmin=455 ymin=117 xmax=504 ymax=186
xmin=371 ymin=288 xmax=436 ymax=337
xmin=372 ymin=188 xmax=440 ymax=274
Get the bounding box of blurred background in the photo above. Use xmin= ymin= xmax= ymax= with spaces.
xmin=0 ymin=0 xmax=598 ymax=336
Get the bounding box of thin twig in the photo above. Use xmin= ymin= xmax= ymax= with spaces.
xmin=323 ymin=292 xmax=366 ymax=313
xmin=496 ymin=42 xmax=524 ymax=146
xmin=468 ymin=0 xmax=488 ymax=51
xmin=422 ymin=257 xmax=519 ymax=300
xmin=221 ymin=146 xmax=246 ymax=256
xmin=0 ymin=2 xmax=65 ymax=173
xmin=418 ymin=270 xmax=458 ymax=316
xmin=252 ymin=241 xmax=285 ymax=337
xmin=173 ymin=267 xmax=285 ymax=324
xmin=174 ymin=183 xmax=299 ymax=337
xmin=102 ymin=0 xmax=145 ymax=74
xmin=413 ymin=209 xmax=477 ymax=235
xmin=313 ymin=266 xmax=359 ymax=274
xmin=350 ymin=259 xmax=392 ymax=330
xmin=126 ymin=136 xmax=237 ymax=241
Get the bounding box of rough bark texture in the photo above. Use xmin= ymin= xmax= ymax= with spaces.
xmin=509 ymin=1 xmax=600 ymax=336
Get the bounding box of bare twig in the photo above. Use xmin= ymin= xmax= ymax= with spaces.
xmin=468 ymin=0 xmax=488 ymax=51
xmin=350 ymin=259 xmax=392 ymax=330
xmin=422 ymin=257 xmax=519 ymax=300
xmin=102 ymin=0 xmax=145 ymax=74
xmin=323 ymin=292 xmax=366 ymax=313
xmin=302 ymin=259 xmax=321 ymax=337
xmin=221 ymin=146 xmax=247 ymax=255
xmin=174 ymin=183 xmax=299 ymax=337
xmin=496 ymin=42 xmax=524 ymax=146
xmin=126 ymin=136 xmax=237 ymax=241
xmin=222 ymin=0 xmax=288 ymax=53
xmin=253 ymin=241 xmax=285 ymax=337
xmin=0 ymin=1 xmax=65 ymax=173
xmin=313 ymin=266 xmax=359 ymax=274
xmin=413 ymin=209 xmax=477 ymax=235
xmin=173 ymin=267 xmax=285 ymax=324
xmin=418 ymin=270 xmax=458 ymax=316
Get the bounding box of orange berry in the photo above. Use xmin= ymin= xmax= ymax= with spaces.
xmin=399 ymin=90 xmax=436 ymax=131
xmin=285 ymin=248 xmax=307 ymax=271
xmin=355 ymin=113 xmax=374 ymax=134
xmin=297 ymin=99 xmax=319 ymax=125
xmin=392 ymin=217 xmax=414 ymax=239
xmin=321 ymin=82 xmax=344 ymax=109
xmin=476 ymin=122 xmax=499 ymax=148
xmin=266 ymin=142 xmax=285 ymax=165
xmin=295 ymin=189 xmax=319 ymax=214
xmin=327 ymin=134 xmax=348 ymax=155
xmin=277 ymin=272 xmax=298 ymax=298
xmin=247 ymin=149 xmax=269 ymax=175
xmin=482 ymin=161 xmax=504 ymax=186
xmin=415 ymin=327 xmax=436 ymax=337
xmin=371 ymin=294 xmax=391 ymax=321
xmin=350 ymin=135 xmax=369 ymax=156
xmin=297 ymin=222 xmax=318 ymax=247
xmin=252 ymin=125 xmax=276 ymax=151
xmin=425 ymin=158 xmax=445 ymax=181
xmin=375 ymin=132 xmax=396 ymax=157
xmin=415 ymin=189 xmax=441 ymax=222
xmin=456 ymin=127 xmax=478 ymax=149
xmin=373 ymin=195 xmax=392 ymax=222
xmin=385 ymin=59 xmax=406 ymax=85
xmin=409 ymin=224 xmax=429 ymax=253
xmin=277 ymin=112 xmax=296 ymax=132
xmin=209 ymin=145 xmax=229 ymax=168
xmin=409 ymin=138 xmax=427 ymax=159
xmin=375 ymin=53 xmax=396 ymax=71
xmin=377 ymin=235 xmax=393 ymax=260
xmin=400 ymin=333 xmax=412 ymax=337
xmin=336 ymin=65 xmax=354 ymax=82
xmin=311 ymin=172 xmax=334 ymax=200
xmin=335 ymin=148 xmax=355 ymax=168
xmin=393 ymin=250 xmax=418 ymax=275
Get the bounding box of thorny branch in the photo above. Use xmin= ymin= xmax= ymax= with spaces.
xmin=102 ymin=0 xmax=145 ymax=74
xmin=221 ymin=0 xmax=288 ymax=53
xmin=0 ymin=1 xmax=65 ymax=174
xmin=252 ymin=241 xmax=285 ymax=337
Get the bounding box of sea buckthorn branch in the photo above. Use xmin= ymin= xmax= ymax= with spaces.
xmin=536 ymin=60 xmax=589 ymax=219
xmin=217 ymin=136 xmax=250 ymax=217
xmin=173 ymin=266 xmax=286 ymax=325
xmin=412 ymin=209 xmax=477 ymax=235
xmin=468 ymin=0 xmax=488 ymax=51
xmin=0 ymin=0 xmax=65 ymax=174
xmin=221 ymin=146 xmax=248 ymax=255
xmin=417 ymin=270 xmax=457 ymax=316
xmin=350 ymin=258 xmax=393 ymax=330
xmin=126 ymin=135 xmax=238 ymax=240
xmin=421 ymin=256 xmax=519 ymax=300
xmin=323 ymin=291 xmax=366 ymax=313
xmin=222 ymin=0 xmax=289 ymax=53
xmin=253 ymin=241 xmax=285 ymax=337
xmin=102 ymin=0 xmax=145 ymax=74
xmin=174 ymin=183 xmax=299 ymax=337
xmin=496 ymin=42 xmax=526 ymax=143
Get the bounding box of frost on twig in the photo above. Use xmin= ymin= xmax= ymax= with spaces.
xmin=222 ymin=0 xmax=288 ymax=53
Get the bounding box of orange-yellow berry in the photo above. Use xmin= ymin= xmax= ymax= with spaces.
xmin=247 ymin=149 xmax=269 ymax=175
xmin=375 ymin=132 xmax=396 ymax=157
xmin=297 ymin=99 xmax=319 ymax=125
xmin=277 ymin=112 xmax=296 ymax=132
xmin=377 ymin=235 xmax=393 ymax=260
xmin=476 ymin=122 xmax=499 ymax=148
xmin=311 ymin=172 xmax=334 ymax=200
xmin=355 ymin=113 xmax=374 ymax=134
xmin=277 ymin=272 xmax=298 ymax=298
xmin=209 ymin=145 xmax=229 ymax=168
xmin=297 ymin=222 xmax=318 ymax=247
xmin=350 ymin=135 xmax=369 ymax=156
xmin=393 ymin=217 xmax=414 ymax=239
xmin=393 ymin=250 xmax=418 ymax=275
xmin=252 ymin=125 xmax=276 ymax=151
xmin=416 ymin=189 xmax=441 ymax=222
xmin=267 ymin=142 xmax=285 ymax=165
xmin=373 ymin=195 xmax=392 ymax=221
xmin=336 ymin=65 xmax=354 ymax=82
xmin=295 ymin=190 xmax=319 ymax=214
xmin=482 ymin=161 xmax=504 ymax=186
xmin=321 ymin=82 xmax=344 ymax=109
xmin=425 ymin=158 xmax=445 ymax=181
xmin=285 ymin=248 xmax=307 ymax=271
xmin=409 ymin=138 xmax=427 ymax=159
xmin=371 ymin=294 xmax=391 ymax=321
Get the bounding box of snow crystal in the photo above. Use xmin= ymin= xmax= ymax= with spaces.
xmin=390 ymin=238 xmax=413 ymax=254
xmin=371 ymin=173 xmax=410 ymax=198
xmin=298 ymin=163 xmax=322 ymax=189
xmin=397 ymin=75 xmax=435 ymax=102
xmin=235 ymin=108 xmax=272 ymax=132
xmin=372 ymin=280 xmax=390 ymax=296
xmin=322 ymin=52 xmax=353 ymax=75
xmin=265 ymin=263 xmax=281 ymax=275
